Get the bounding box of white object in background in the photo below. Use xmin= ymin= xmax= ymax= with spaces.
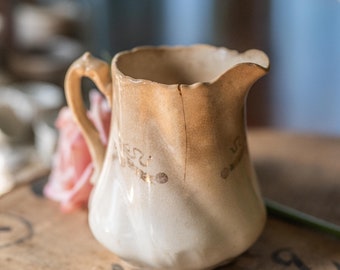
xmin=6 ymin=82 xmax=64 ymax=165
xmin=0 ymin=87 xmax=35 ymax=144
xmin=10 ymin=81 xmax=64 ymax=113
xmin=0 ymin=82 xmax=63 ymax=195
xmin=34 ymin=110 xmax=59 ymax=166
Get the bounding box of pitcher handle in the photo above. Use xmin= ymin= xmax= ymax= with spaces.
xmin=64 ymin=52 xmax=112 ymax=182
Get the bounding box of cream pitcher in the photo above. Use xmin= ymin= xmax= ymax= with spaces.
xmin=65 ymin=45 xmax=270 ymax=270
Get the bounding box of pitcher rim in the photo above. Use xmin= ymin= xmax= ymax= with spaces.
xmin=112 ymin=44 xmax=270 ymax=88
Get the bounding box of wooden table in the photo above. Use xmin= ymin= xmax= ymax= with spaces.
xmin=1 ymin=129 xmax=340 ymax=269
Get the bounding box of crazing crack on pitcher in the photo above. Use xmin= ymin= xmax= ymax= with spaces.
xmin=65 ymin=45 xmax=270 ymax=270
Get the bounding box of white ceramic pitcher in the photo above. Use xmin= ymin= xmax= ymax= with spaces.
xmin=65 ymin=45 xmax=270 ymax=270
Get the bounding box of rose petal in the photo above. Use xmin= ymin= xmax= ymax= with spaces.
xmin=44 ymin=89 xmax=111 ymax=212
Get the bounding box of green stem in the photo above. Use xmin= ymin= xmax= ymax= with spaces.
xmin=265 ymin=198 xmax=340 ymax=238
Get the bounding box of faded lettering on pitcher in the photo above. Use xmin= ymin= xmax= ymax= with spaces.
xmin=121 ymin=144 xmax=151 ymax=167
xmin=114 ymin=140 xmax=168 ymax=184
xmin=221 ymin=136 xmax=245 ymax=179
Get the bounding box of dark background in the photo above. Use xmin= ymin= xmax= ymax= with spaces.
xmin=1 ymin=0 xmax=339 ymax=135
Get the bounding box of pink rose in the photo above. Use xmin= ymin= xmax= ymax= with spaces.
xmin=44 ymin=91 xmax=111 ymax=212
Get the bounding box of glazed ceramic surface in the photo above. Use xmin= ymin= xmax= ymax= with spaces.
xmin=65 ymin=45 xmax=269 ymax=270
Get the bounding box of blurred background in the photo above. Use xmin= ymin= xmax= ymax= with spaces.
xmin=0 ymin=0 xmax=339 ymax=135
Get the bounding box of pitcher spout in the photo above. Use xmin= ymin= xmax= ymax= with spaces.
xmin=212 ymin=49 xmax=270 ymax=101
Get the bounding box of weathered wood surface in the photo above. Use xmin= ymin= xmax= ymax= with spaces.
xmin=1 ymin=129 xmax=340 ymax=270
